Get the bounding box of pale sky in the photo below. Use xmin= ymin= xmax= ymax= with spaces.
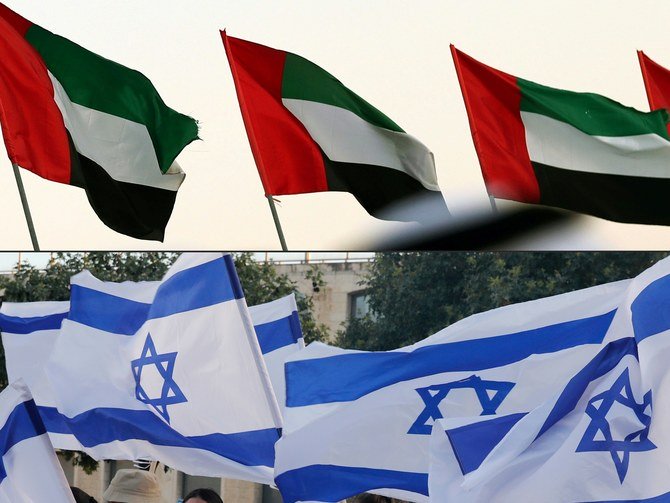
xmin=2 ymin=0 xmax=670 ymax=250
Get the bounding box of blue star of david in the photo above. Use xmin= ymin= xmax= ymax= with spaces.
xmin=576 ymin=368 xmax=655 ymax=483
xmin=408 ymin=375 xmax=515 ymax=435
xmin=131 ymin=333 xmax=187 ymax=423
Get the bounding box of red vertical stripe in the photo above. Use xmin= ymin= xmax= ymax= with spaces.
xmin=0 ymin=14 xmax=71 ymax=184
xmin=451 ymin=46 xmax=539 ymax=203
xmin=638 ymin=51 xmax=670 ymax=137
xmin=221 ymin=32 xmax=328 ymax=196
xmin=0 ymin=3 xmax=31 ymax=36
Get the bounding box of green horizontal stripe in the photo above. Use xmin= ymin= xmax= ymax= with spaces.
xmin=518 ymin=77 xmax=670 ymax=140
xmin=281 ymin=52 xmax=404 ymax=133
xmin=25 ymin=25 xmax=198 ymax=173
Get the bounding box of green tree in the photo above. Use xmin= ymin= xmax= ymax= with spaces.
xmin=337 ymin=252 xmax=668 ymax=351
xmin=0 ymin=252 xmax=329 ymax=473
xmin=0 ymin=252 xmax=328 ymax=348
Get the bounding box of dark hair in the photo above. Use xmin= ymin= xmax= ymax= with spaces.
xmin=184 ymin=488 xmax=223 ymax=503
xmin=71 ymin=486 xmax=98 ymax=503
xmin=353 ymin=494 xmax=394 ymax=503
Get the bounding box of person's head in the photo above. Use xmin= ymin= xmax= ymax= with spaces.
xmin=353 ymin=494 xmax=394 ymax=503
xmin=71 ymin=487 xmax=98 ymax=503
xmin=102 ymin=469 xmax=161 ymax=503
xmin=183 ymin=488 xmax=223 ymax=503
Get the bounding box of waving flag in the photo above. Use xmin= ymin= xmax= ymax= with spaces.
xmin=0 ymin=3 xmax=198 ymax=240
xmin=429 ymin=257 xmax=670 ymax=502
xmin=42 ymin=254 xmax=282 ymax=484
xmin=273 ymin=279 xmax=629 ymax=502
xmin=0 ymin=291 xmax=302 ymax=451
xmin=222 ymin=32 xmax=446 ymax=221
xmin=0 ymin=300 xmax=81 ymax=450
xmin=452 ymin=45 xmax=670 ymax=226
xmin=0 ymin=301 xmax=69 ymax=386
xmin=0 ymin=380 xmax=74 ymax=502
xmin=638 ymin=51 xmax=670 ymax=133
xmin=249 ymin=294 xmax=304 ymax=410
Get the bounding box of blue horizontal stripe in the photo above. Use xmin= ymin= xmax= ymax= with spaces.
xmin=41 ymin=407 xmax=277 ymax=468
xmin=588 ymin=491 xmax=670 ymax=502
xmin=37 ymin=406 xmax=73 ymax=435
xmin=69 ymin=285 xmax=150 ymax=335
xmin=255 ymin=312 xmax=302 ymax=354
xmin=148 ymin=255 xmax=243 ymax=320
xmin=0 ymin=311 xmax=67 ymax=335
xmin=631 ymin=273 xmax=670 ymax=342
xmin=69 ymin=256 xmax=244 ymax=335
xmin=537 ymin=337 xmax=637 ymax=439
xmin=287 ymin=310 xmax=616 ymax=407
xmin=0 ymin=400 xmax=47 ymax=483
xmin=274 ymin=464 xmax=428 ymax=503
xmin=446 ymin=412 xmax=527 ymax=475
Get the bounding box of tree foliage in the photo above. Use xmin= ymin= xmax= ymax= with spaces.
xmin=0 ymin=252 xmax=329 ymax=473
xmin=0 ymin=252 xmax=328 ymax=348
xmin=337 ymin=252 xmax=669 ymax=351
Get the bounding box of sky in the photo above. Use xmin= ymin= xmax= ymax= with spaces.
xmin=3 ymin=0 xmax=670 ymax=250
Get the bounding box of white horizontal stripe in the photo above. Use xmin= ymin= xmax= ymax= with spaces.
xmin=282 ymin=98 xmax=440 ymax=191
xmin=81 ymin=439 xmax=273 ymax=483
xmin=0 ymin=301 xmax=69 ymax=318
xmin=49 ymin=72 xmax=184 ymax=191
xmin=72 ymin=270 xmax=159 ymax=304
xmin=522 ymin=111 xmax=670 ymax=178
xmin=248 ymin=294 xmax=298 ymax=325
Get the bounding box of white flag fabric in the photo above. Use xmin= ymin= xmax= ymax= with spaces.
xmin=429 ymin=258 xmax=670 ymax=503
xmin=0 ymin=379 xmax=74 ymax=503
xmin=274 ymin=279 xmax=631 ymax=503
xmin=0 ymin=301 xmax=83 ymax=451
xmin=249 ymin=294 xmax=305 ymax=410
xmin=0 ymin=301 xmax=69 ymax=385
xmin=0 ymin=291 xmax=302 ymax=456
xmin=43 ymin=253 xmax=282 ymax=484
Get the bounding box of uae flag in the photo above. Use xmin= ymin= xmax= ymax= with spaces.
xmin=0 ymin=4 xmax=198 ymax=241
xmin=452 ymin=45 xmax=670 ymax=226
xmin=639 ymin=51 xmax=670 ymax=127
xmin=222 ymin=32 xmax=446 ymax=221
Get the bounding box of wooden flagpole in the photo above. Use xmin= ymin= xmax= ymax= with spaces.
xmin=266 ymin=195 xmax=288 ymax=251
xmin=11 ymin=163 xmax=40 ymax=251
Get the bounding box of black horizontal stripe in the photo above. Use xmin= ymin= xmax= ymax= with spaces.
xmin=67 ymin=132 xmax=177 ymax=241
xmin=324 ymin=156 xmax=447 ymax=221
xmin=533 ymin=161 xmax=670 ymax=225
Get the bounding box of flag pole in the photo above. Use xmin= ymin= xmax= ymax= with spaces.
xmin=488 ymin=194 xmax=499 ymax=214
xmin=266 ymin=195 xmax=288 ymax=251
xmin=11 ymin=163 xmax=40 ymax=251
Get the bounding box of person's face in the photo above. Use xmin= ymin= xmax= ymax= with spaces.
xmin=184 ymin=498 xmax=207 ymax=503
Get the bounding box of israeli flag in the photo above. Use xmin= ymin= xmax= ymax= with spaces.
xmin=0 ymin=301 xmax=69 ymax=388
xmin=249 ymin=294 xmax=305 ymax=410
xmin=0 ymin=292 xmax=302 ymax=456
xmin=0 ymin=380 xmax=74 ymax=503
xmin=44 ymin=253 xmax=282 ymax=484
xmin=0 ymin=301 xmax=82 ymax=450
xmin=429 ymin=257 xmax=670 ymax=502
xmin=274 ymin=279 xmax=631 ymax=503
